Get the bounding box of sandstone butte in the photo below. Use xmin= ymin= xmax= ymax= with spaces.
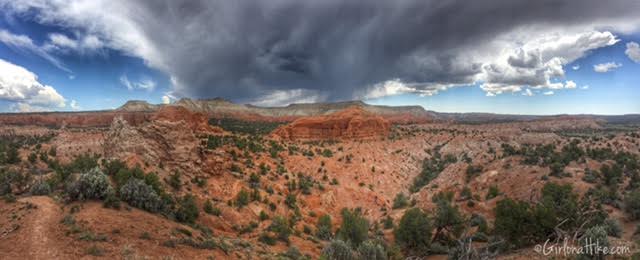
xmin=272 ymin=106 xmax=391 ymax=140
xmin=151 ymin=105 xmax=223 ymax=134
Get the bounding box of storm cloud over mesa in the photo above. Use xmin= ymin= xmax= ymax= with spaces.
xmin=2 ymin=0 xmax=639 ymax=105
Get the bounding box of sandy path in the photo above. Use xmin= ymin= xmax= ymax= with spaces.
xmin=19 ymin=196 xmax=64 ymax=260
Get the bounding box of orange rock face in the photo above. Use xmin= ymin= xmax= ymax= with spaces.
xmin=272 ymin=106 xmax=390 ymax=140
xmin=152 ymin=105 xmax=222 ymax=134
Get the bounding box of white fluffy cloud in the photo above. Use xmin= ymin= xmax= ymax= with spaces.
xmin=119 ymin=75 xmax=156 ymax=91
xmin=361 ymin=79 xmax=453 ymax=99
xmin=564 ymin=80 xmax=577 ymax=89
xmin=70 ymin=100 xmax=80 ymax=110
xmin=0 ymin=58 xmax=66 ymax=110
xmin=593 ymin=62 xmax=622 ymax=73
xmin=626 ymin=42 xmax=640 ymax=63
xmin=478 ymin=31 xmax=618 ymax=95
xmin=543 ymin=91 xmax=554 ymax=95
xmin=161 ymin=95 xmax=171 ymax=104
xmin=522 ymin=89 xmax=534 ymax=96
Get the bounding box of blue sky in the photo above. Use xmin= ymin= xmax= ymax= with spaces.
xmin=0 ymin=1 xmax=639 ymax=115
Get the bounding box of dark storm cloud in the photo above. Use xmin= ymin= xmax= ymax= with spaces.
xmin=2 ymin=0 xmax=640 ymax=103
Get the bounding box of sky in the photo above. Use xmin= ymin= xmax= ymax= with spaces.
xmin=0 ymin=1 xmax=639 ymax=115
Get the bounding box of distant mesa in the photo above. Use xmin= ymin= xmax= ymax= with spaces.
xmin=116 ymin=100 xmax=159 ymax=112
xmin=272 ymin=106 xmax=391 ymax=140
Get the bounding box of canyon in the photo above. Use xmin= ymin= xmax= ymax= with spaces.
xmin=0 ymin=99 xmax=639 ymax=259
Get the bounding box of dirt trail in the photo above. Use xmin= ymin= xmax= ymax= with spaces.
xmin=20 ymin=196 xmax=64 ymax=260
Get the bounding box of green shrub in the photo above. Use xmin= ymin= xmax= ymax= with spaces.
xmin=210 ymin=206 xmax=221 ymax=216
xmin=86 ymin=245 xmax=104 ymax=256
xmin=337 ymin=208 xmax=369 ymax=247
xmin=5 ymin=146 xmax=20 ymax=164
xmin=236 ymin=189 xmax=250 ymax=207
xmin=493 ymin=198 xmax=537 ymax=248
xmin=432 ymin=199 xmax=464 ymax=243
xmin=392 ymin=193 xmax=409 ymax=209
xmin=285 ymin=194 xmax=297 ymax=209
xmin=549 ymin=162 xmax=565 ymax=177
xmin=298 ymin=175 xmax=313 ymax=195
xmin=604 ymin=218 xmax=623 ymax=238
xmin=580 ymin=226 xmax=609 ymax=259
xmin=465 ymin=165 xmax=483 ymax=181
xmin=0 ymin=170 xmax=29 ymax=196
xmin=321 ymin=240 xmax=354 ymax=260
xmin=28 ymin=152 xmax=37 ymax=164
xmin=460 ymin=187 xmax=472 ymax=200
xmin=625 ymin=189 xmax=640 ymax=220
xmin=486 ymin=185 xmax=500 ymax=200
xmin=281 ymin=246 xmax=306 ymax=260
xmin=383 ymin=216 xmax=394 ymax=229
xmin=321 ymin=149 xmax=333 ymax=158
xmin=103 ymin=159 xmax=126 ymax=176
xmin=357 ymin=240 xmax=387 ymax=260
xmin=394 ymin=208 xmax=432 ymax=254
xmin=102 ymin=192 xmax=121 ymax=209
xmin=203 ymin=199 xmax=214 ymax=214
xmin=316 ymin=214 xmax=333 ymax=240
xmin=3 ymin=193 xmax=16 ymax=203
xmin=140 ymin=232 xmax=151 ymax=240
xmin=168 ymin=172 xmax=181 ymax=190
xmin=175 ymin=194 xmax=199 ymax=224
xmin=66 ymin=167 xmax=113 ymax=201
xmin=249 ymin=173 xmax=260 ymax=188
xmin=38 ymin=152 xmax=48 ymax=163
xmin=68 ymin=153 xmax=99 ymax=173
xmin=259 ymin=232 xmax=277 ymax=245
xmin=494 ymin=182 xmax=600 ymax=250
xmin=303 ymin=225 xmax=312 ymax=235
xmin=411 ymin=151 xmax=456 ymax=192
xmin=259 ymin=210 xmax=269 ymax=221
xmin=30 ymin=180 xmax=51 ymax=195
xmin=470 ymin=214 xmax=487 ymax=233
xmin=48 ymin=146 xmax=57 ymax=157
xmin=269 ymin=216 xmax=291 ymax=243
xmin=538 ymin=182 xmax=579 ymax=230
xmin=143 ymin=172 xmax=163 ymax=194
xmin=119 ymin=178 xmax=163 ymax=212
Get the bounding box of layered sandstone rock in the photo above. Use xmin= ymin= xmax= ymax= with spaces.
xmin=272 ymin=106 xmax=391 ymax=140
xmin=103 ymin=106 xmax=223 ymax=175
xmin=152 ymin=105 xmax=223 ymax=134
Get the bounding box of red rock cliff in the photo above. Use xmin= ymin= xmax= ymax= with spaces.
xmin=272 ymin=106 xmax=390 ymax=140
xmin=152 ymin=106 xmax=222 ymax=134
